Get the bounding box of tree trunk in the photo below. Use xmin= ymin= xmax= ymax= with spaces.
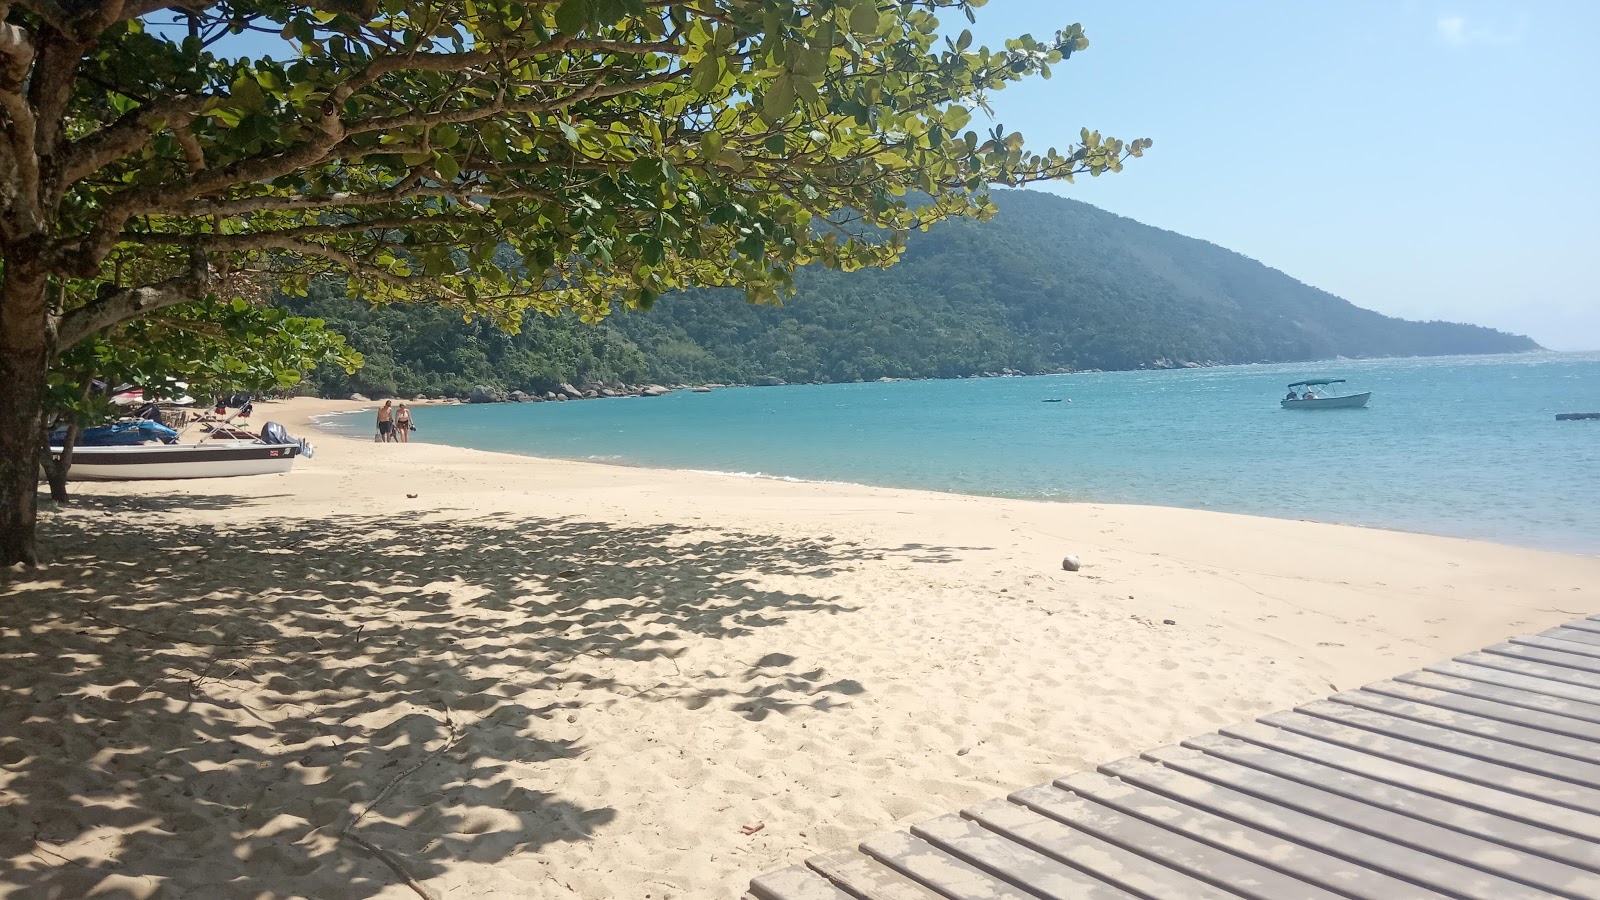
xmin=43 ymin=423 xmax=78 ymax=503
xmin=42 ymin=375 xmax=93 ymax=503
xmin=0 ymin=264 xmax=51 ymax=566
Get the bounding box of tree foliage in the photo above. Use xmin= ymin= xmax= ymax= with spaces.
xmin=49 ymin=298 xmax=362 ymax=426
xmin=286 ymin=190 xmax=1540 ymax=395
xmin=33 ymin=0 xmax=1145 ymax=346
xmin=0 ymin=0 xmax=1146 ymax=564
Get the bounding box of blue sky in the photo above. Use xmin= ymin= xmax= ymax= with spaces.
xmin=957 ymin=1 xmax=1599 ymax=350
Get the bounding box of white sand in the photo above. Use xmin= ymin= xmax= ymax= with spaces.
xmin=2 ymin=396 xmax=1595 ymax=898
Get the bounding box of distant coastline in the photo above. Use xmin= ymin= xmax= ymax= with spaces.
xmin=304 ymin=348 xmax=1551 ymax=405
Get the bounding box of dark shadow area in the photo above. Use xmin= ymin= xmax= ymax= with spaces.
xmin=0 ymin=496 xmax=954 ymax=897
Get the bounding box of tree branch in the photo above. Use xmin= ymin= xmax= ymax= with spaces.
xmin=344 ymin=67 xmax=688 ymax=135
xmin=0 ymin=13 xmax=41 ymax=231
xmin=248 ymin=235 xmax=424 ymax=293
xmin=54 ymin=248 xmax=210 ymax=350
xmin=62 ymin=95 xmax=208 ymax=183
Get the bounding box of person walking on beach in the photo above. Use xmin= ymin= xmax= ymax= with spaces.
xmin=395 ymin=403 xmax=413 ymax=443
xmin=376 ymin=400 xmax=395 ymax=443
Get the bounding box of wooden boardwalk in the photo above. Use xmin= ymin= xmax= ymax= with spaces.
xmin=748 ymin=614 xmax=1600 ymax=900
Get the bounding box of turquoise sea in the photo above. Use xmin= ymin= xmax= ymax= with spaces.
xmin=319 ymin=352 xmax=1600 ymax=554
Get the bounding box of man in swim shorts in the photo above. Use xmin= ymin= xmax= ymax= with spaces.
xmin=377 ymin=400 xmax=395 ymax=442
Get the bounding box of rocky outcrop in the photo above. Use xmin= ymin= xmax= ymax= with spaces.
xmin=468 ymin=385 xmax=507 ymax=403
xmin=641 ymin=384 xmax=672 ymax=397
xmin=509 ymin=390 xmax=530 ymax=402
xmin=349 ymin=392 xmax=370 ymax=402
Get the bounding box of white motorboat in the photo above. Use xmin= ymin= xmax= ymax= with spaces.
xmin=47 ymin=442 xmax=300 ymax=480
xmin=1281 ymin=379 xmax=1372 ymax=410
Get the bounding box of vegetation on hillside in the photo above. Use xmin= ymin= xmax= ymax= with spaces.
xmin=287 ymin=190 xmax=1538 ymax=398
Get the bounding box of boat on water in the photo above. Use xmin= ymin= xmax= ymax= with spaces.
xmin=47 ymin=441 xmax=301 ymax=480
xmin=1281 ymin=379 xmax=1371 ymax=410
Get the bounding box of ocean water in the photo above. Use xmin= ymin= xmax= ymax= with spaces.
xmin=318 ymin=352 xmax=1600 ymax=553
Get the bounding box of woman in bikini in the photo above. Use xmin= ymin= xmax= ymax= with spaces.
xmin=395 ymin=403 xmax=413 ymax=443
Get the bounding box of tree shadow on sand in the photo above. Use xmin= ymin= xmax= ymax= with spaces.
xmin=0 ymin=496 xmax=958 ymax=898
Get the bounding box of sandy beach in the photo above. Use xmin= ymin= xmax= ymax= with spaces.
xmin=3 ymin=396 xmax=1596 ymax=899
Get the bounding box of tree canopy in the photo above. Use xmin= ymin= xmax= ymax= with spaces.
xmin=0 ymin=0 xmax=1147 ymax=564
xmin=30 ymin=0 xmax=1144 ymax=343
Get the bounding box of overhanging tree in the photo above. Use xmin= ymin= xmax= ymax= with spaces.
xmin=0 ymin=0 xmax=1147 ymax=565
xmin=43 ymin=296 xmax=361 ymax=499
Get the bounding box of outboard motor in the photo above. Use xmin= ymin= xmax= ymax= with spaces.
xmin=261 ymin=421 xmax=315 ymax=459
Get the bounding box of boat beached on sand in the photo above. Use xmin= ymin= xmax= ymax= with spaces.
xmin=1281 ymin=379 xmax=1371 ymax=409
xmin=52 ymin=441 xmax=301 ymax=480
xmin=47 ymin=418 xmax=311 ymax=481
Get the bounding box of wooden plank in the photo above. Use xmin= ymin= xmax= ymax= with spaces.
xmin=1361 ymin=679 xmax=1600 ymax=742
xmin=1102 ymin=755 xmax=1547 ymax=900
xmin=1057 ymin=769 xmax=1441 ymax=899
xmin=1262 ymin=709 xmax=1600 ymax=810
xmin=961 ymin=798 xmax=1241 ymax=900
xmin=1298 ymin=698 xmax=1600 ymax=783
xmin=1485 ymin=642 xmax=1600 ymax=676
xmin=1333 ymin=687 xmax=1600 ymax=755
xmin=1543 ymin=627 xmax=1600 ymax=648
xmin=1421 ymin=661 xmax=1600 ymax=708
xmin=1397 ymin=669 xmax=1600 ymax=724
xmin=1455 ymin=651 xmax=1600 ymax=690
xmin=1510 ymin=634 xmax=1600 ymax=662
xmin=1186 ymin=731 xmax=1600 ymax=872
xmin=1009 ymin=783 xmax=1345 ymax=900
xmin=1218 ymin=720 xmax=1600 ymax=842
xmin=858 ymin=831 xmax=1037 ymax=900
xmin=807 ymin=849 xmax=947 ymax=900
xmin=1147 ymin=743 xmax=1600 ymax=897
xmin=751 ymin=863 xmax=860 ymax=900
xmin=910 ymin=814 xmax=1136 ymax=899
xmin=1558 ymin=618 xmax=1600 ymax=635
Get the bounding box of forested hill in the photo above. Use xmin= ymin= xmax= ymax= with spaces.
xmin=284 ymin=189 xmax=1539 ymax=399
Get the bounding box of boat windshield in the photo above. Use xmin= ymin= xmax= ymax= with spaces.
xmin=1286 ymin=379 xmax=1350 ymax=398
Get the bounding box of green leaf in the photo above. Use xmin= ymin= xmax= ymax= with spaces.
xmin=762 ymin=75 xmax=796 ymax=122
xmin=849 ymin=2 xmax=880 ymax=37
xmin=555 ymin=0 xmax=588 ymax=34
xmin=434 ymin=152 xmax=459 ymax=182
xmin=629 ymin=157 xmax=661 ymax=184
xmin=690 ymin=56 xmax=722 ymax=94
xmin=431 ymin=125 xmax=460 ymax=149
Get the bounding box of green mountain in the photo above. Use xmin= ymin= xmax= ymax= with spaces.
xmin=284 ymin=189 xmax=1539 ymax=398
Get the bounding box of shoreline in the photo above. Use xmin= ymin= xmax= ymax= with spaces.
xmin=8 ymin=395 xmax=1598 ymax=898
xmin=303 ymin=397 xmax=1594 ymax=557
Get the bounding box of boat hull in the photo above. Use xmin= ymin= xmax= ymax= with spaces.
xmin=47 ymin=443 xmax=300 ymax=480
xmin=1281 ymin=392 xmax=1372 ymax=410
